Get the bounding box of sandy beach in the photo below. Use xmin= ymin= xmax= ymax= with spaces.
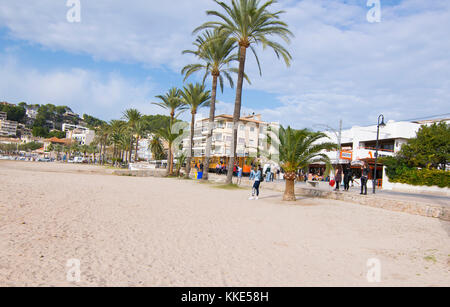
xmin=0 ymin=161 xmax=449 ymax=287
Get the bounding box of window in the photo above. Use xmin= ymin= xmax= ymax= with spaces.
xmin=250 ymin=127 xmax=255 ymax=132
xmin=226 ymin=136 xmax=232 ymax=142
xmin=214 ymin=133 xmax=222 ymax=141
xmin=240 ymin=125 xmax=245 ymax=131
xmin=227 ymin=123 xmax=233 ymax=129
xmin=238 ymin=138 xmax=245 ymax=145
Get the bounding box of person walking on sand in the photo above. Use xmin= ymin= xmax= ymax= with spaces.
xmin=343 ymin=165 xmax=351 ymax=191
xmin=361 ymin=162 xmax=370 ymax=195
xmin=249 ymin=166 xmax=262 ymax=200
xmin=334 ymin=166 xmax=342 ymax=191
xmin=237 ymin=165 xmax=243 ymax=185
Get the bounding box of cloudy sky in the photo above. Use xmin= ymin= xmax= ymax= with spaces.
xmin=0 ymin=0 xmax=449 ymax=129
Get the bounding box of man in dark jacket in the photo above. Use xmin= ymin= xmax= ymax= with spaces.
xmin=361 ymin=162 xmax=370 ymax=195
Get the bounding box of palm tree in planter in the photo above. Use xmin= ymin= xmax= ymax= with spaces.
xmin=195 ymin=0 xmax=293 ymax=184
xmin=156 ymin=125 xmax=184 ymax=176
xmin=279 ymin=127 xmax=337 ymax=201
xmin=180 ymin=83 xmax=211 ymax=178
xmin=152 ymin=88 xmax=187 ymax=174
xmin=182 ymin=29 xmax=249 ymax=180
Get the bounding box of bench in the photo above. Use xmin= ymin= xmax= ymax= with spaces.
xmin=307 ymin=181 xmax=320 ymax=188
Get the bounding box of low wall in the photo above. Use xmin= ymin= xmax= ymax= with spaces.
xmin=293 ymin=187 xmax=450 ymax=221
xmin=112 ymin=169 xmax=167 ymax=177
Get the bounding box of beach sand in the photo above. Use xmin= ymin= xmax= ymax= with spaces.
xmin=0 ymin=161 xmax=449 ymax=287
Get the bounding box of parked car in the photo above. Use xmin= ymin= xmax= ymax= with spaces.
xmin=73 ymin=157 xmax=85 ymax=163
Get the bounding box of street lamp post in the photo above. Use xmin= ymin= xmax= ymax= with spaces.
xmin=373 ymin=114 xmax=386 ymax=194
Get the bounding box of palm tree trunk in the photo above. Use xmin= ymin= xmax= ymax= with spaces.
xmin=203 ymin=74 xmax=218 ymax=181
xmin=226 ymin=45 xmax=247 ymax=184
xmin=169 ymin=113 xmax=175 ymax=175
xmin=185 ymin=112 xmax=196 ymax=178
xmin=135 ymin=135 xmax=139 ymax=162
xmin=283 ymin=172 xmax=297 ymax=201
xmin=128 ymin=137 xmax=133 ymax=163
xmin=167 ymin=144 xmax=173 ymax=176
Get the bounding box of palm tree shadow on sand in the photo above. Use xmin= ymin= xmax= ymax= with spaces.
xmin=258 ymin=193 xmax=319 ymax=206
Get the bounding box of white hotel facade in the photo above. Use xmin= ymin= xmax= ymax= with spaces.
xmin=182 ymin=114 xmax=280 ymax=167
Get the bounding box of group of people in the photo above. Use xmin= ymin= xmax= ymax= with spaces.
xmin=215 ymin=162 xmax=227 ymax=175
xmin=333 ymin=162 xmax=371 ymax=195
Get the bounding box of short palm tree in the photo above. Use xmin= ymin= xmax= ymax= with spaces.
xmin=279 ymin=127 xmax=337 ymax=201
xmin=180 ymin=83 xmax=211 ymax=178
xmin=175 ymin=152 xmax=187 ymax=177
xmin=182 ymin=29 xmax=248 ymax=180
xmin=156 ymin=125 xmax=184 ymax=176
xmin=149 ymin=135 xmax=165 ymax=161
xmin=152 ymin=88 xmax=187 ymax=174
xmin=122 ymin=109 xmax=142 ymax=163
xmin=195 ymin=0 xmax=293 ymax=184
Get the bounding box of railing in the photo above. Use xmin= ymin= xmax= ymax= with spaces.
xmin=357 ymin=147 xmax=395 ymax=153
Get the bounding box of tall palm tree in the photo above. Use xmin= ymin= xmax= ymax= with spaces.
xmin=279 ymin=127 xmax=337 ymax=201
xmin=118 ymin=132 xmax=132 ymax=163
xmin=109 ymin=120 xmax=126 ymax=162
xmin=182 ymin=29 xmax=248 ymax=180
xmin=152 ymin=88 xmax=187 ymax=174
xmin=195 ymin=0 xmax=293 ymax=184
xmin=94 ymin=123 xmax=110 ymax=164
xmin=156 ymin=125 xmax=184 ymax=176
xmin=180 ymin=83 xmax=211 ymax=178
xmin=122 ymin=109 xmax=142 ymax=163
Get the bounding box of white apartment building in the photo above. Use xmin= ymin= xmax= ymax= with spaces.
xmin=0 ymin=111 xmax=7 ymax=121
xmin=137 ymin=138 xmax=152 ymax=161
xmin=0 ymin=119 xmax=18 ymax=137
xmin=182 ymin=114 xmax=280 ymax=167
xmin=62 ymin=123 xmax=90 ymax=132
xmin=66 ymin=128 xmax=95 ymax=146
xmin=25 ymin=108 xmax=38 ymax=119
xmin=320 ymin=119 xmax=450 ymax=165
xmin=137 ymin=135 xmax=169 ymax=161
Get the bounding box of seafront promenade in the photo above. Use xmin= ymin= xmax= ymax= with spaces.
xmin=113 ymin=168 xmax=450 ymax=221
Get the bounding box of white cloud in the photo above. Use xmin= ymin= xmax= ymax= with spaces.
xmin=0 ymin=0 xmax=214 ymax=70
xmin=0 ymin=53 xmax=160 ymax=120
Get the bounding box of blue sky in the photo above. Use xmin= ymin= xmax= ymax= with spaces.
xmin=0 ymin=0 xmax=449 ymax=129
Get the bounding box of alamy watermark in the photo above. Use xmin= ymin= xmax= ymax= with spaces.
xmin=366 ymin=258 xmax=381 ymax=283
xmin=66 ymin=258 xmax=81 ymax=283
xmin=66 ymin=0 xmax=81 ymax=23
xmin=367 ymin=0 xmax=382 ymax=23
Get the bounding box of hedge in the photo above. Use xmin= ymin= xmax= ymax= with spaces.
xmin=386 ymin=167 xmax=450 ymax=188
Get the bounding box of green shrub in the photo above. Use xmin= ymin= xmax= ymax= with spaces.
xmin=383 ymin=158 xmax=450 ymax=188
